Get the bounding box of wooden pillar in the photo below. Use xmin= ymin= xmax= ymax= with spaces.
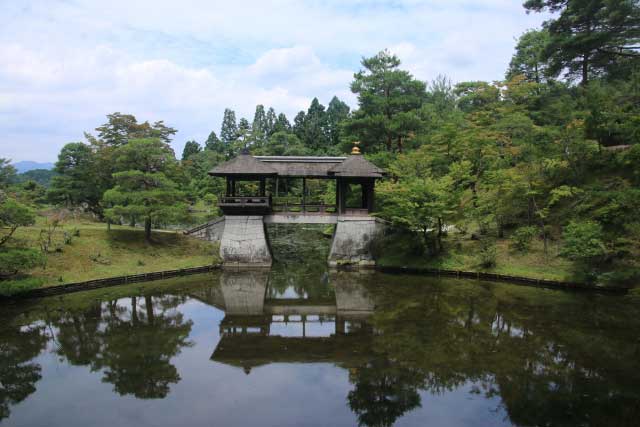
xmin=226 ymin=178 xmax=231 ymax=197
xmin=368 ymin=181 xmax=375 ymax=212
xmin=231 ymin=178 xmax=236 ymax=197
xmin=259 ymin=177 xmax=266 ymax=197
xmin=302 ymin=178 xmax=306 ymax=212
xmin=361 ymin=182 xmax=367 ymax=209
xmin=335 ymin=179 xmax=340 ymax=214
xmin=338 ymin=180 xmax=347 ymax=214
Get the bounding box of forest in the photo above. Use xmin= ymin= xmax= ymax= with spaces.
xmin=1 ymin=0 xmax=639 ymax=287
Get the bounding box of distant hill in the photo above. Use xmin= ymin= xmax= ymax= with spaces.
xmin=13 ymin=161 xmax=55 ymax=173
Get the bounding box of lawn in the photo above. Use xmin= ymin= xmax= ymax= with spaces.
xmin=7 ymin=215 xmax=219 ymax=287
xmin=377 ymin=230 xmax=579 ymax=283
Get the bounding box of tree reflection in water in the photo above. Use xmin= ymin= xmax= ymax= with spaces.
xmin=1 ymin=271 xmax=640 ymax=427
xmin=50 ymin=293 xmax=193 ymax=399
xmin=0 ymin=322 xmax=47 ymax=421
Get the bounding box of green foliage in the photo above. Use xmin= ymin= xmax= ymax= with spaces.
xmin=0 ymin=276 xmax=45 ymax=296
xmin=512 ymin=226 xmax=538 ymax=252
xmin=220 ymin=108 xmax=238 ymax=146
xmin=48 ymin=142 xmax=101 ymax=210
xmin=103 ymin=139 xmax=188 ymax=240
xmin=0 ymin=196 xmax=36 ymax=246
xmin=478 ymin=239 xmax=497 ymax=268
xmin=181 ymin=140 xmax=201 ymax=160
xmin=524 ymin=0 xmax=640 ymax=85
xmin=561 ymin=220 xmax=607 ymax=263
xmin=507 ymin=29 xmax=552 ymax=83
xmin=14 ymin=169 xmax=56 ymax=188
xmin=0 ymin=249 xmax=43 ymax=277
xmin=0 ymin=159 xmax=17 ymax=188
xmin=93 ymin=112 xmax=177 ymax=146
xmin=345 ymin=49 xmax=426 ymax=153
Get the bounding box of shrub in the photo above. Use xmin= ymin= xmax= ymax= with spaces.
xmin=0 ymin=248 xmax=43 ymax=277
xmin=511 ymin=226 xmax=538 ymax=252
xmin=478 ymin=239 xmax=497 ymax=268
xmin=561 ymin=220 xmax=607 ymax=264
xmin=0 ymin=277 xmax=45 ymax=297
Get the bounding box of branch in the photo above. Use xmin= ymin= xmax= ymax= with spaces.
xmin=597 ymin=48 xmax=640 ymax=58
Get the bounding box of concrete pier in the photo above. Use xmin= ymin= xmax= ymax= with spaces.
xmin=328 ymin=217 xmax=385 ymax=268
xmin=186 ymin=214 xmax=385 ymax=267
xmin=219 ymin=215 xmax=272 ymax=267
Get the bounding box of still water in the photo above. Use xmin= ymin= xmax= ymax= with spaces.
xmin=1 ymin=227 xmax=640 ymax=427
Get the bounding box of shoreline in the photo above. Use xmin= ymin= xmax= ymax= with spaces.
xmin=1 ymin=262 xmax=630 ymax=302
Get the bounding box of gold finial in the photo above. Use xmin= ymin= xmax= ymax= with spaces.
xmin=351 ymin=141 xmax=361 ymax=155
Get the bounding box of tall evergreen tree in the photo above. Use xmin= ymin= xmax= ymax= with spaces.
xmin=220 ymin=109 xmax=238 ymax=145
xmin=48 ymin=143 xmax=101 ymax=210
xmin=265 ymin=107 xmax=277 ymax=137
xmin=326 ymin=96 xmax=351 ymax=147
xmin=507 ymin=29 xmax=552 ymax=83
xmin=103 ymin=139 xmax=187 ymax=241
xmin=181 ymin=140 xmax=201 ymax=160
xmin=204 ymin=131 xmax=223 ymax=152
xmin=304 ymin=98 xmax=329 ymax=151
xmin=346 ymin=50 xmax=426 ymax=152
xmin=275 ymin=113 xmax=292 ymax=133
xmin=251 ymin=105 xmax=267 ymax=145
xmin=94 ymin=113 xmax=177 ymax=146
xmin=524 ymin=0 xmax=640 ymax=85
xmin=293 ymin=111 xmax=306 ymax=141
xmin=236 ymin=118 xmax=252 ymax=149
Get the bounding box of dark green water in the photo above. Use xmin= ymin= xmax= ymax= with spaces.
xmin=1 ymin=226 xmax=640 ymax=426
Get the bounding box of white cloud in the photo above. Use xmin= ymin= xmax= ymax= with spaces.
xmin=0 ymin=0 xmax=548 ymax=162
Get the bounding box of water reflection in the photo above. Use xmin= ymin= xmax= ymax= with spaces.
xmin=1 ymin=270 xmax=640 ymax=427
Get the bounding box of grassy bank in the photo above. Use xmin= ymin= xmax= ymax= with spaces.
xmin=3 ymin=216 xmax=218 ymax=294
xmin=376 ymin=230 xmax=580 ymax=283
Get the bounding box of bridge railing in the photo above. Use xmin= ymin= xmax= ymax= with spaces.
xmin=219 ymin=196 xmax=271 ymax=205
xmin=272 ymin=197 xmax=336 ymax=214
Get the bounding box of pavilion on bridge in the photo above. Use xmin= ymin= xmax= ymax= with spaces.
xmin=208 ymin=146 xmax=385 ymax=217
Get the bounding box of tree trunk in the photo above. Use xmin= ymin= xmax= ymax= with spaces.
xmin=581 ymin=54 xmax=589 ymax=86
xmin=437 ymin=217 xmax=443 ymax=253
xmin=144 ymin=217 xmax=152 ymax=241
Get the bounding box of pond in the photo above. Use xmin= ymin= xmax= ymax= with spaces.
xmin=1 ymin=226 xmax=640 ymax=426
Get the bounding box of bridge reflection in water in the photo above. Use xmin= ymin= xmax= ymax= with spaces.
xmin=191 ymin=270 xmax=376 ymax=373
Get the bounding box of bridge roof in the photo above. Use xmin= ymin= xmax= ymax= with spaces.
xmin=209 ymin=153 xmax=385 ymax=178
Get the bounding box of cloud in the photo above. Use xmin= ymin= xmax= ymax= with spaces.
xmin=0 ymin=1 xmax=548 ymax=162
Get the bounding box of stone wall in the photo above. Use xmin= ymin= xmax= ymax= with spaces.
xmin=219 ymin=215 xmax=272 ymax=267
xmin=328 ymin=217 xmax=385 ymax=267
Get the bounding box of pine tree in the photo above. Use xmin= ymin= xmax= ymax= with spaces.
xmin=265 ymin=107 xmax=277 ymax=137
xmin=293 ymin=111 xmax=306 ymax=141
xmin=346 ymin=50 xmax=426 ymax=152
xmin=507 ymin=29 xmax=552 ymax=83
xmin=524 ymin=0 xmax=640 ymax=85
xmin=304 ymin=98 xmax=329 ymax=152
xmin=275 ymin=113 xmax=292 ymax=133
xmin=204 ymin=131 xmax=223 ymax=152
xmin=326 ymin=96 xmax=350 ymax=147
xmin=181 ymin=140 xmax=201 ymax=160
xmin=220 ymin=109 xmax=238 ymax=144
xmin=251 ymin=105 xmax=267 ymax=145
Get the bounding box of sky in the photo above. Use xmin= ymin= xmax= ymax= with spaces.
xmin=0 ymin=0 xmax=549 ymax=163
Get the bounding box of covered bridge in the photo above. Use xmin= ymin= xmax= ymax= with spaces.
xmin=187 ymin=146 xmax=387 ymax=268
xmin=209 ymin=148 xmax=385 ymax=216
